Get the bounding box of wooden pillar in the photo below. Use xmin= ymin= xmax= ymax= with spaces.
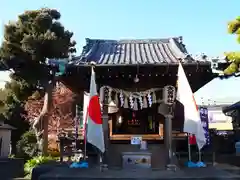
xmin=102 ymin=87 xmax=109 ymax=167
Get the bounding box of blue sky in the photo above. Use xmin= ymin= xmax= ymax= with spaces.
xmin=1 ymin=0 xmax=240 ymax=104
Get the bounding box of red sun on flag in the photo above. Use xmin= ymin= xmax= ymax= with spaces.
xmin=192 ymin=95 xmax=198 ymax=111
xmin=88 ymin=95 xmax=102 ymax=124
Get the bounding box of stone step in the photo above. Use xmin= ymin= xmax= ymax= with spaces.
xmin=37 ymin=169 xmax=240 ymax=180
xmin=39 ymin=177 xmax=240 ymax=180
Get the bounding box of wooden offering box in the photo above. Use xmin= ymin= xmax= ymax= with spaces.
xmin=122 ymin=151 xmax=152 ymax=169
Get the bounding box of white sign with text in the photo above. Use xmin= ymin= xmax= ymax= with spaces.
xmin=131 ymin=136 xmax=142 ymax=145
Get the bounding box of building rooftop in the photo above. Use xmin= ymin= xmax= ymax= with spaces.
xmin=70 ymin=37 xmax=210 ymax=65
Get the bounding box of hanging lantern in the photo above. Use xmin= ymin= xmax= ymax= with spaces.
xmin=108 ymin=100 xmax=119 ymax=114
xmin=163 ymin=85 xmax=176 ymax=105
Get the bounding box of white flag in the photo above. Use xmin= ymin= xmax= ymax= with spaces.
xmin=86 ymin=67 xmax=105 ymax=153
xmin=176 ymin=62 xmax=206 ymax=149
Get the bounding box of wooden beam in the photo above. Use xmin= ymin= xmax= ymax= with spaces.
xmin=109 ymin=133 xmax=187 ymax=141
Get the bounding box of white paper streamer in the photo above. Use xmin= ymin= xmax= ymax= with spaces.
xmin=119 ymin=91 xmax=124 ymax=107
xmin=129 ymin=94 xmax=134 ymax=109
xmin=147 ymin=92 xmax=152 ymax=107
xmin=133 ymin=98 xmax=138 ymax=111
xmin=139 ymin=96 xmax=143 ymax=109
xmin=99 ymin=86 xmax=162 ymax=109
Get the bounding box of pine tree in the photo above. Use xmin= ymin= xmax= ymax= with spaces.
xmin=0 ymin=8 xmax=76 ymax=155
xmin=224 ymin=17 xmax=240 ymax=74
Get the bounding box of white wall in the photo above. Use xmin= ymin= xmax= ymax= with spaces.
xmin=0 ymin=129 xmax=11 ymax=157
xmin=207 ymin=108 xmax=233 ymax=130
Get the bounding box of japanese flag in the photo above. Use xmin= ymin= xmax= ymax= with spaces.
xmin=86 ymin=67 xmax=105 ymax=153
xmin=176 ymin=62 xmax=206 ymax=150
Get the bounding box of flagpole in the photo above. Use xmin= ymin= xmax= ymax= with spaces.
xmin=187 ymin=133 xmax=192 ymax=162
xmin=75 ymin=117 xmax=78 ymax=151
xmin=198 ymin=149 xmax=202 ymax=162
xmin=83 ymin=108 xmax=88 ymax=160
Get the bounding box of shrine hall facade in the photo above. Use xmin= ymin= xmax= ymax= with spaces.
xmin=61 ymin=36 xmax=217 ymax=168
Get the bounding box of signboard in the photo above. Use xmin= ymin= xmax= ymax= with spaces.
xmin=122 ymin=153 xmax=151 ymax=169
xmin=131 ymin=136 xmax=142 ymax=145
xmin=208 ymin=111 xmax=232 ymax=123
xmin=199 ymin=107 xmax=210 ymax=145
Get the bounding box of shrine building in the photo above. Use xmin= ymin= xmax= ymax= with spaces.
xmin=61 ymin=37 xmax=217 ymax=168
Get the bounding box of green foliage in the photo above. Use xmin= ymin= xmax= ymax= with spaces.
xmin=0 ymin=8 xmax=76 ymax=88
xmin=225 ymin=17 xmax=240 ymax=75
xmin=0 ymin=81 xmax=30 ymax=156
xmin=24 ymin=155 xmax=56 ymax=177
xmin=0 ymin=8 xmax=76 ymax=155
xmin=16 ymin=130 xmax=38 ymax=159
xmin=8 ymin=154 xmax=16 ymax=158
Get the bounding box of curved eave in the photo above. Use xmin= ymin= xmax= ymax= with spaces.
xmin=67 ymin=60 xmax=212 ymax=68
xmin=222 ymin=101 xmax=240 ymax=114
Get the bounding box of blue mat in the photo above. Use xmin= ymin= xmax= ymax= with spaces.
xmin=196 ymin=161 xmax=207 ymax=168
xmin=70 ymin=161 xmax=89 ymax=168
xmin=184 ymin=161 xmax=197 ymax=168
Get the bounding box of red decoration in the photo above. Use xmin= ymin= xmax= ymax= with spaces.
xmin=88 ymin=95 xmax=102 ymax=124
xmin=189 ymin=135 xmax=196 ymax=145
xmin=127 ymin=112 xmax=140 ymax=125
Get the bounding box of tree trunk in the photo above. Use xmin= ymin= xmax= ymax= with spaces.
xmin=32 ymin=81 xmax=54 ymax=155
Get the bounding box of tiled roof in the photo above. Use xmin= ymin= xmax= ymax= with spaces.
xmin=222 ymin=101 xmax=240 ymax=113
xmin=71 ymin=37 xmax=199 ymax=65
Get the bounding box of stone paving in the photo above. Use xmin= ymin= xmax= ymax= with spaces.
xmin=37 ymin=164 xmax=240 ymax=180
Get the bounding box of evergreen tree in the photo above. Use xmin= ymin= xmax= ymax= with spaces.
xmin=0 ymin=8 xmax=76 ymax=155
xmin=224 ymin=17 xmax=240 ymax=74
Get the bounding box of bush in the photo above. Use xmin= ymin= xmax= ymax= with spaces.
xmin=16 ymin=130 xmax=38 ymax=159
xmin=24 ymin=156 xmax=56 ymax=177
